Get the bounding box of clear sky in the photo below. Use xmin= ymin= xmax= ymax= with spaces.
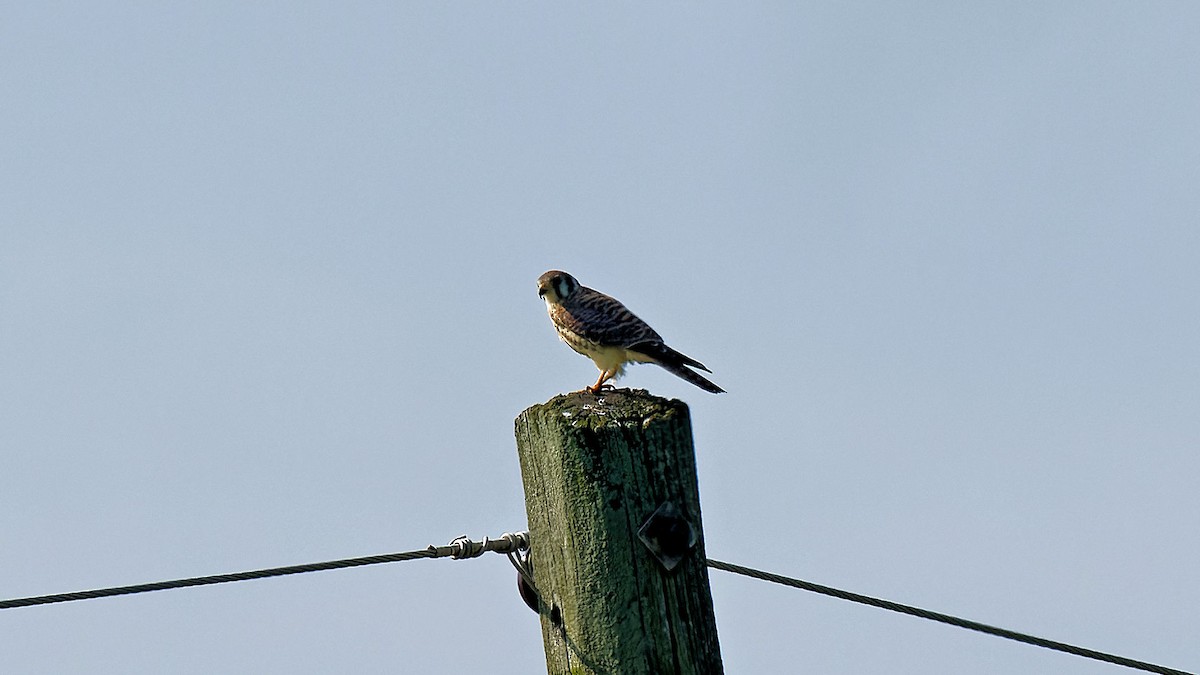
xmin=2 ymin=3 xmax=1197 ymax=674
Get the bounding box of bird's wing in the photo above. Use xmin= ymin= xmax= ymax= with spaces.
xmin=556 ymin=287 xmax=662 ymax=346
xmin=626 ymin=340 xmax=712 ymax=372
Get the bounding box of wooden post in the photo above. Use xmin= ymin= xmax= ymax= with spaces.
xmin=514 ymin=389 xmax=724 ymax=675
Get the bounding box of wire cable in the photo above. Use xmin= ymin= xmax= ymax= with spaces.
xmin=2 ymin=533 xmax=1190 ymax=675
xmin=0 ymin=532 xmax=529 ymax=611
xmin=707 ymin=558 xmax=1194 ymax=675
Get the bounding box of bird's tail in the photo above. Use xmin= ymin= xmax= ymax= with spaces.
xmin=658 ymin=360 xmax=726 ymax=394
xmin=628 ymin=341 xmax=726 ymax=394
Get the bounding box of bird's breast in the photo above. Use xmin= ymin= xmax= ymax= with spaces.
xmin=556 ymin=324 xmax=599 ymax=357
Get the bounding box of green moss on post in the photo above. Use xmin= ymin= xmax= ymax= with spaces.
xmin=515 ymin=389 xmax=724 ymax=675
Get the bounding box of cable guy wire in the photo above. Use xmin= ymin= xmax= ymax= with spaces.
xmin=707 ymin=558 xmax=1194 ymax=675
xmin=0 ymin=532 xmax=529 ymax=611
xmin=2 ymin=532 xmax=1191 ymax=675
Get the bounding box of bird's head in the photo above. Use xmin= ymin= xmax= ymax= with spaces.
xmin=537 ymin=270 xmax=579 ymax=305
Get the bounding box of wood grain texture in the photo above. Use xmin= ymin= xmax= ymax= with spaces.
xmin=515 ymin=389 xmax=724 ymax=675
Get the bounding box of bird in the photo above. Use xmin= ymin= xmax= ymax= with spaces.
xmin=537 ymin=270 xmax=724 ymax=394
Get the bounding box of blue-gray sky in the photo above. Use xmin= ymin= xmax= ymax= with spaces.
xmin=2 ymin=3 xmax=1197 ymax=673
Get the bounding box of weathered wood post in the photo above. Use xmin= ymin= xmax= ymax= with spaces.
xmin=514 ymin=389 xmax=723 ymax=675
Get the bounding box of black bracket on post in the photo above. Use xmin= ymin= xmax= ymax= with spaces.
xmin=638 ymin=500 xmax=697 ymax=572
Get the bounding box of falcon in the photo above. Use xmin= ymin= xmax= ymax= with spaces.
xmin=537 ymin=270 xmax=725 ymax=394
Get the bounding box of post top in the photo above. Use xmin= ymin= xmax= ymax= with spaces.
xmin=519 ymin=388 xmax=690 ymax=430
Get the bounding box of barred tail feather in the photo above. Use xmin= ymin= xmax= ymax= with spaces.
xmin=658 ymin=361 xmax=726 ymax=394
xmin=627 ymin=341 xmax=725 ymax=394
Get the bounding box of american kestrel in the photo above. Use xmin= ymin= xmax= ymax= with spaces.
xmin=537 ymin=270 xmax=725 ymax=394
